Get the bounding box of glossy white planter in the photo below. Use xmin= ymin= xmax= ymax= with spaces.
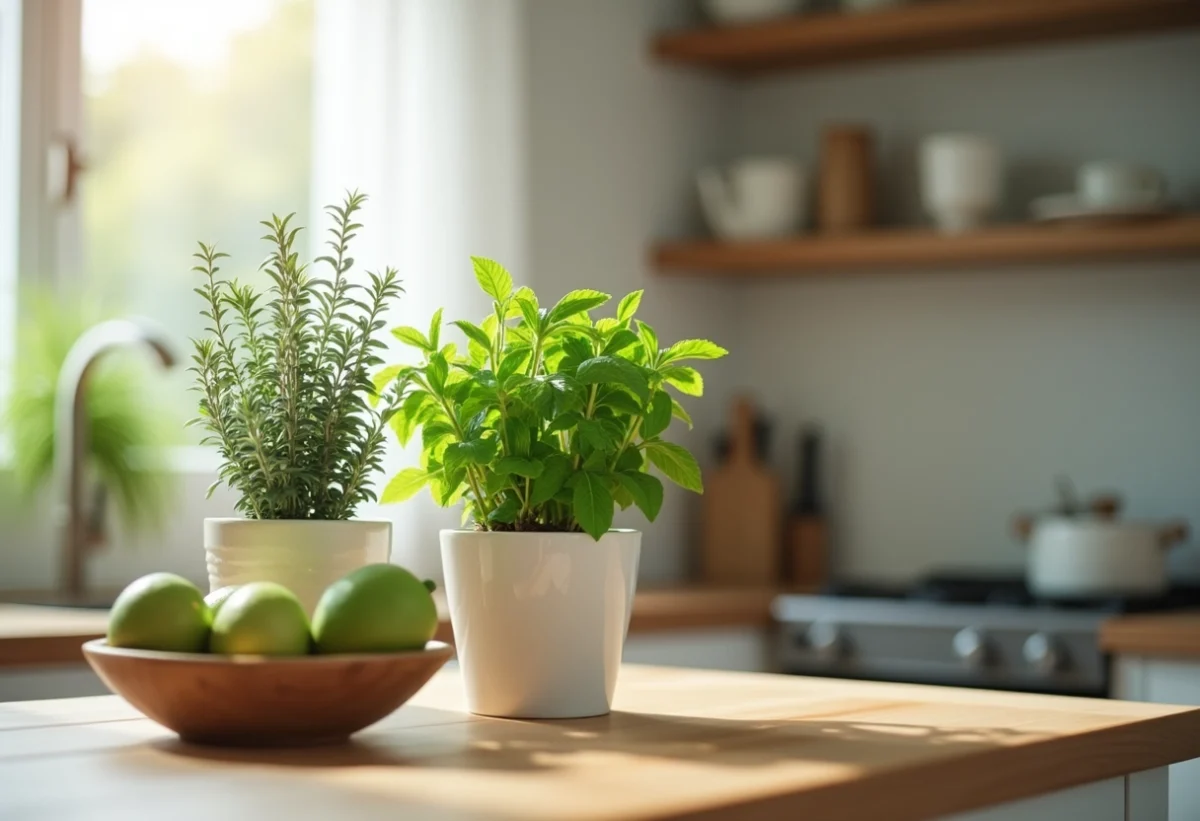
xmin=440 ymin=529 xmax=641 ymax=719
xmin=204 ymin=519 xmax=391 ymax=615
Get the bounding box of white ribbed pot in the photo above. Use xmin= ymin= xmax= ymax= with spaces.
xmin=204 ymin=519 xmax=391 ymax=615
xmin=440 ymin=529 xmax=641 ymax=719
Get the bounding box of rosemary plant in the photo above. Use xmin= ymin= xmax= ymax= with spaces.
xmin=190 ymin=192 xmax=403 ymax=520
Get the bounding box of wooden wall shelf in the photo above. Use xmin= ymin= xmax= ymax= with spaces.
xmin=652 ymin=216 xmax=1200 ymax=276
xmin=652 ymin=0 xmax=1200 ymax=75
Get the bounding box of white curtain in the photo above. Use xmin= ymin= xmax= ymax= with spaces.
xmin=310 ymin=0 xmax=528 ymax=580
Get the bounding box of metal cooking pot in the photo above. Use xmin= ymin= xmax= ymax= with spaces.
xmin=1014 ymin=493 xmax=1188 ymax=599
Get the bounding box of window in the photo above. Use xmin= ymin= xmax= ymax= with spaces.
xmin=8 ymin=0 xmax=314 ymax=445
xmin=0 ymin=0 xmax=21 ymax=425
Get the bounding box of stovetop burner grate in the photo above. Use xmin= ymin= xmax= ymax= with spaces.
xmin=820 ymin=572 xmax=1200 ymax=614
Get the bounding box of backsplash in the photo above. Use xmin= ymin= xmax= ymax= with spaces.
xmin=525 ymin=1 xmax=1200 ymax=582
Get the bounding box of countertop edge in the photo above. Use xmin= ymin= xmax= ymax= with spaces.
xmin=1 ymin=585 xmax=795 ymax=669
xmin=674 ymin=707 xmax=1200 ymax=821
xmin=1100 ymin=610 xmax=1200 ymax=659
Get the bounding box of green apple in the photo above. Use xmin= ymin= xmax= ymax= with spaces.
xmin=312 ymin=564 xmax=438 ymax=654
xmin=209 ymin=582 xmax=310 ymax=656
xmin=107 ymin=573 xmax=210 ymax=653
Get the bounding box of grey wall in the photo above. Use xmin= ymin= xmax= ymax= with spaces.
xmin=525 ymin=4 xmax=1200 ymax=582
xmin=525 ymin=0 xmax=739 ymax=581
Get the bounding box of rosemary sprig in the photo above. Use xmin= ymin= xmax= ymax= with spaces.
xmin=189 ymin=191 xmax=404 ymax=520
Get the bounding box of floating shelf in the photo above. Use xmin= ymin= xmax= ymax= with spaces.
xmin=652 ymin=216 xmax=1200 ymax=276
xmin=652 ymin=0 xmax=1200 ymax=75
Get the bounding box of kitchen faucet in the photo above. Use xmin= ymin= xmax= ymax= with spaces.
xmin=54 ymin=319 xmax=176 ymax=597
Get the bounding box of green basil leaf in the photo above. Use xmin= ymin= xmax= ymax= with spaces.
xmin=487 ymin=494 xmax=521 ymax=524
xmin=426 ymin=353 xmax=449 ymax=394
xmin=661 ymin=365 xmax=703 ymax=397
xmin=617 ymin=290 xmax=643 ymax=323
xmin=615 ymin=447 xmax=643 ymax=472
xmin=507 ymin=286 xmax=537 ymax=321
xmin=471 ymin=256 xmax=513 ymax=303
xmin=371 ymin=365 xmax=404 ymax=403
xmin=381 ymin=468 xmax=429 ymax=504
xmin=495 ymin=456 xmax=544 ymax=479
xmin=502 ymin=416 xmax=532 ymax=457
xmin=485 ymin=470 xmax=512 ymax=496
xmin=670 ymin=396 xmax=693 ymax=429
xmin=602 ymin=329 xmax=639 ymax=357
xmin=645 ymin=439 xmax=703 ymax=493
xmin=436 ymin=466 xmax=467 ymax=506
xmin=529 ymin=455 xmax=571 ymax=505
xmin=428 ymin=307 xmax=443 ymax=350
xmin=548 ymin=412 xmax=582 ymax=433
xmin=660 ymin=338 xmax=728 ymax=364
xmin=570 ymin=471 xmax=614 ymax=540
xmin=577 ymin=417 xmax=619 ymax=451
xmin=391 ymin=390 xmax=431 ymax=446
xmin=443 ymin=437 xmax=498 ymax=474
xmin=517 ymin=296 xmax=540 ymax=330
xmin=547 ymin=289 xmax=611 ymax=324
xmin=617 ymin=471 xmax=664 ymax=522
xmin=575 ymin=356 xmax=650 ymax=403
xmin=598 ymin=388 xmax=641 ymax=416
xmin=641 ymin=389 xmax=673 ymax=439
xmin=453 ymin=319 xmax=492 ymax=351
xmin=636 ymin=320 xmax=658 ymax=359
xmin=559 ymin=335 xmax=593 ymax=367
xmin=498 ymin=346 xmax=531 ymax=382
xmin=421 ymin=420 xmax=456 ymax=452
xmin=391 ymin=326 xmax=432 ymax=351
xmin=583 ymin=448 xmax=609 ymax=471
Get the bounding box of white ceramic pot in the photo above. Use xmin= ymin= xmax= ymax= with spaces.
xmin=204 ymin=518 xmax=391 ymax=615
xmin=1024 ymin=517 xmax=1188 ymax=599
xmin=440 ymin=529 xmax=642 ymax=719
xmin=697 ymin=157 xmax=806 ymax=241
xmin=919 ymin=133 xmax=1001 ymax=233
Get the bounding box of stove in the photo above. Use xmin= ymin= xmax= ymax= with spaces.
xmin=773 ymin=573 xmax=1200 ymax=697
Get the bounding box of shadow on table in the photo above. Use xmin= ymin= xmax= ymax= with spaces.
xmin=152 ymin=705 xmax=1039 ymax=773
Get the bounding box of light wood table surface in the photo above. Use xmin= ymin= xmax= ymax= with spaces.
xmin=3 ymin=665 xmax=1199 ymax=821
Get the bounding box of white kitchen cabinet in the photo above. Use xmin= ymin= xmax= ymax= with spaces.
xmin=1114 ymin=655 xmax=1200 ymax=821
xmin=0 ymin=666 xmax=109 ymax=702
xmin=622 ymin=628 xmax=771 ymax=673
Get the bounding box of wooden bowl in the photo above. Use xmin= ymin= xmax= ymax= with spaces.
xmin=83 ymin=639 xmax=453 ymax=747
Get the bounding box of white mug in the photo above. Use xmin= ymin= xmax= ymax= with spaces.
xmin=919 ymin=134 xmax=1001 ymax=234
xmin=696 ymin=157 xmax=805 ymax=241
xmin=1078 ymin=162 xmax=1164 ymax=210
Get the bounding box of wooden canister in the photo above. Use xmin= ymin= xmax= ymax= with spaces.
xmin=818 ymin=125 xmax=875 ymax=233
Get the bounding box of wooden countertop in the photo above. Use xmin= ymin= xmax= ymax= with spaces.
xmin=0 ymin=605 xmax=111 ymax=669
xmin=1101 ymin=610 xmax=1200 ymax=659
xmin=0 ymin=585 xmax=789 ymax=669
xmin=4 ymin=665 xmax=1200 ymax=821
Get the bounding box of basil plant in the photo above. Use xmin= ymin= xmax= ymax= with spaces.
xmin=377 ymin=258 xmax=726 ymax=540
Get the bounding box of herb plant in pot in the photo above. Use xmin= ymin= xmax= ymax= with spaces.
xmin=191 ymin=193 xmax=404 ymax=614
xmin=380 ymin=258 xmax=726 ymax=718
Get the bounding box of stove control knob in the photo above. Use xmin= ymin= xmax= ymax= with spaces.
xmin=806 ymin=621 xmax=844 ymax=661
xmin=1023 ymin=632 xmax=1062 ymax=674
xmin=952 ymin=627 xmax=989 ymax=668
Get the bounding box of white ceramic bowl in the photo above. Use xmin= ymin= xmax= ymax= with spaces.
xmin=702 ymin=0 xmax=804 ymax=24
xmin=919 ymin=133 xmax=1001 ymax=234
